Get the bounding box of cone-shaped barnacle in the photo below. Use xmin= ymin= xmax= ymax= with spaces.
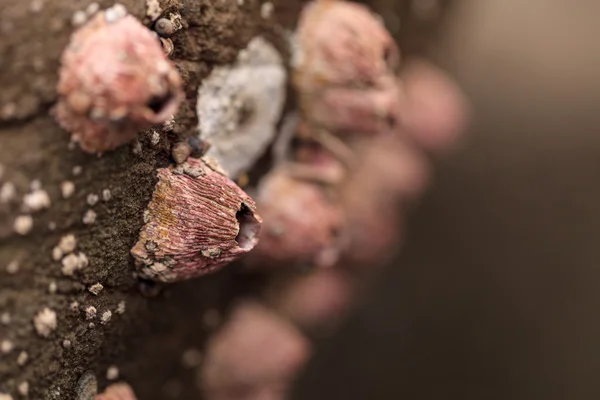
xmin=244 ymin=165 xmax=343 ymax=270
xmin=197 ymin=36 xmax=287 ymax=178
xmin=292 ymin=0 xmax=399 ymax=92
xmin=54 ymin=5 xmax=184 ymax=153
xmin=131 ymin=157 xmax=262 ymax=282
xmin=291 ymin=1 xmax=403 ymax=141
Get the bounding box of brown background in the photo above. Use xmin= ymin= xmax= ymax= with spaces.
xmin=294 ymin=1 xmax=600 ymax=399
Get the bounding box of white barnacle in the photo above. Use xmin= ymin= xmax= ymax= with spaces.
xmin=34 ymin=307 xmax=57 ymax=337
xmin=197 ymin=36 xmax=286 ymax=178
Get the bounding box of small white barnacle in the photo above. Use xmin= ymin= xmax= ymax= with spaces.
xmin=197 ymin=36 xmax=286 ymax=178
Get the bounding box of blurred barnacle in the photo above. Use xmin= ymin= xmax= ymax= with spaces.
xmin=54 ymin=6 xmax=183 ymax=153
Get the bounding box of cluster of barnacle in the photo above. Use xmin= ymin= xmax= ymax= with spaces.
xmin=38 ymin=0 xmax=464 ymax=398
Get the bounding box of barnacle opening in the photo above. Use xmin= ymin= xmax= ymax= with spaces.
xmin=235 ymin=203 xmax=260 ymax=250
xmin=147 ymin=91 xmax=175 ymax=115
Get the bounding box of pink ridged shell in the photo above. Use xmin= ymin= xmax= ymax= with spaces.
xmin=293 ymin=0 xmax=399 ymax=91
xmin=54 ymin=11 xmax=183 ymax=153
xmin=131 ymin=157 xmax=261 ymax=282
xmin=246 ymin=167 xmax=343 ymax=269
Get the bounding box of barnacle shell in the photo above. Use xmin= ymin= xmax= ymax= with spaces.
xmin=54 ymin=8 xmax=183 ymax=153
xmin=200 ymin=301 xmax=310 ymax=398
xmin=340 ymin=135 xmax=429 ymax=264
xmin=292 ymin=0 xmax=399 ymax=92
xmin=303 ymin=76 xmax=402 ymax=134
xmin=131 ymin=157 xmax=261 ymax=282
xmin=96 ymin=383 xmax=137 ymax=400
xmin=268 ymin=269 xmax=353 ymax=329
xmin=197 ymin=36 xmax=286 ymax=178
xmin=245 ymin=166 xmax=343 ymax=269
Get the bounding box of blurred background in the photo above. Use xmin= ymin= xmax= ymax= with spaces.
xmin=294 ymin=1 xmax=600 ymax=399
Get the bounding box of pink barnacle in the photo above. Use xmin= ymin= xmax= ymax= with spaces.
xmin=245 ymin=165 xmax=344 ymax=269
xmin=200 ymin=301 xmax=311 ymax=399
xmin=54 ymin=8 xmax=183 ymax=153
xmin=131 ymin=157 xmax=262 ymax=282
xmin=293 ymin=0 xmax=399 ymax=92
xmin=96 ymin=383 xmax=137 ymax=400
xmin=303 ymin=75 xmax=402 ymax=134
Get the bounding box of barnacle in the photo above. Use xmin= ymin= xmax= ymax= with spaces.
xmin=292 ymin=0 xmax=399 ymax=91
xmin=131 ymin=157 xmax=262 ymax=282
xmin=54 ymin=6 xmax=183 ymax=153
xmin=245 ymin=166 xmax=343 ymax=269
xmin=197 ymin=36 xmax=287 ymax=178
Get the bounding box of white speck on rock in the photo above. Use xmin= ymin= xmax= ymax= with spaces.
xmin=52 ymin=246 xmax=63 ymax=261
xmin=71 ymin=10 xmax=87 ymax=26
xmin=6 ymin=260 xmax=19 ymax=274
xmin=85 ymin=2 xmax=99 ymax=16
xmin=106 ymin=365 xmax=119 ymax=380
xmin=1 ymin=340 xmax=14 ymax=354
xmin=61 ymin=181 xmax=76 ymax=198
xmin=150 ymin=130 xmax=160 ymax=146
xmin=34 ymin=307 xmax=57 ymax=337
xmin=61 ymin=253 xmax=81 ymax=276
xmin=62 ymin=339 xmax=72 ymax=348
xmin=0 ymin=312 xmax=10 ymax=325
xmin=87 ymin=193 xmax=99 ymax=206
xmin=102 ymin=189 xmax=112 ymax=202
xmin=88 ymin=283 xmax=103 ymax=295
xmin=70 ymin=301 xmax=80 ymax=312
xmin=17 ymin=351 xmax=28 ymax=366
xmin=78 ymin=252 xmax=89 ymax=268
xmin=115 ymin=301 xmax=126 ymax=315
xmin=105 ymin=3 xmax=128 ymax=23
xmin=48 ymin=281 xmax=57 ymax=294
xmin=85 ymin=306 xmax=97 ymax=320
xmin=72 ymin=165 xmax=83 ymax=176
xmin=83 ymin=209 xmax=97 ymax=225
xmin=100 ymin=310 xmax=112 ymax=325
xmin=261 ymin=2 xmax=274 ymax=19
xmin=0 ymin=182 xmax=16 ymax=203
xmin=17 ymin=381 xmax=29 ymax=396
xmin=13 ymin=215 xmax=33 ymax=235
xmin=23 ymin=189 xmax=51 ymax=212
xmin=59 ymin=234 xmax=77 ymax=253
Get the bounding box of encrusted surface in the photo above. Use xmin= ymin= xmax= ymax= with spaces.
xmin=197 ymin=36 xmax=287 ymax=178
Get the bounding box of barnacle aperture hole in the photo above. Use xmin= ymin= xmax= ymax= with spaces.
xmin=235 ymin=203 xmax=260 ymax=250
xmin=237 ymin=99 xmax=255 ymax=127
xmin=147 ymin=91 xmax=174 ymax=115
xmin=383 ymin=44 xmax=400 ymax=71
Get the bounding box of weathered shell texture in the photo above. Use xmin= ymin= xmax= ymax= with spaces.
xmin=247 ymin=167 xmax=343 ymax=268
xmin=292 ymin=0 xmax=399 ymax=92
xmin=197 ymin=36 xmax=287 ymax=178
xmin=131 ymin=157 xmax=262 ymax=282
xmin=54 ymin=11 xmax=183 ymax=153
